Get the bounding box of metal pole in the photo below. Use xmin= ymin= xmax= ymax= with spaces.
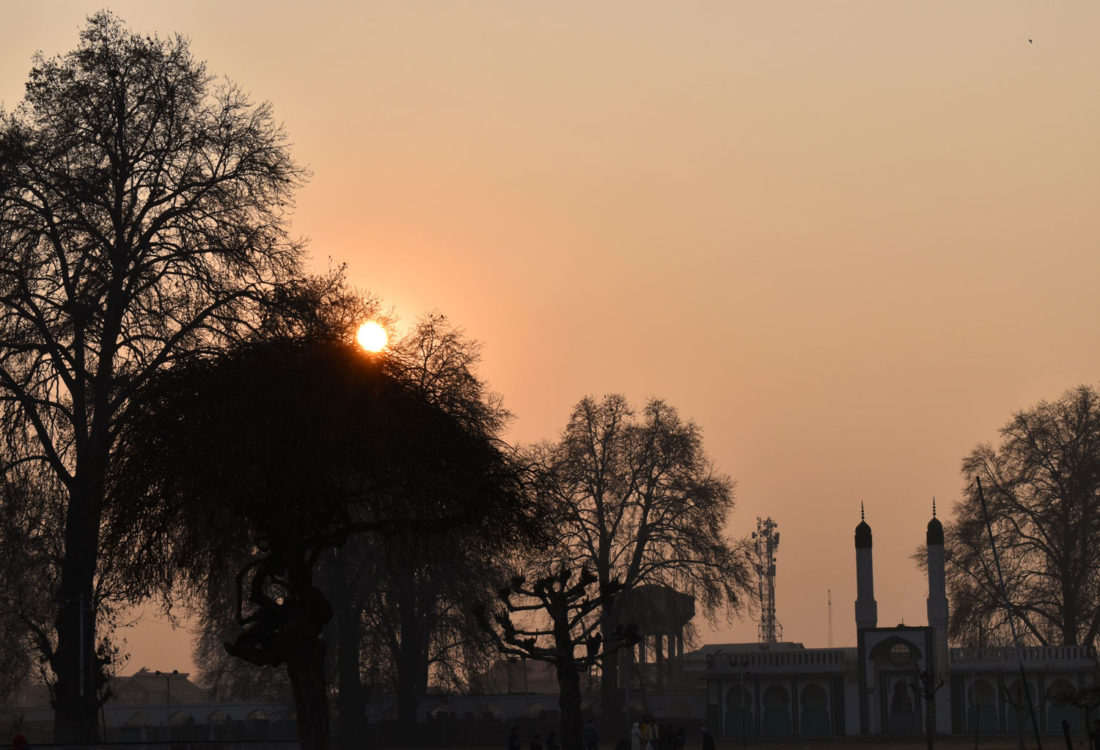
xmin=624 ymin=645 xmax=632 ymax=742
xmin=78 ymin=595 xmax=84 ymax=699
xmin=740 ymin=660 xmax=749 ymax=750
xmin=158 ymin=669 xmax=178 ymax=744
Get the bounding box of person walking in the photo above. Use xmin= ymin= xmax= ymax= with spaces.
xmin=700 ymin=726 xmax=715 ymax=750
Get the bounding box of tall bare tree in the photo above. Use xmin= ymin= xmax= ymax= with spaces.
xmin=947 ymin=385 xmax=1100 ymax=648
xmin=538 ymin=395 xmax=750 ymax=718
xmin=0 ymin=13 xmax=303 ymax=740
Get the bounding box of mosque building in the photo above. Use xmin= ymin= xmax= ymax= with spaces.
xmin=697 ymin=508 xmax=1098 ymax=739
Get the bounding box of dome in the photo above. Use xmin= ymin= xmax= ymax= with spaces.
xmin=927 ymin=516 xmax=944 ymax=546
xmin=855 ymin=520 xmax=872 ymax=549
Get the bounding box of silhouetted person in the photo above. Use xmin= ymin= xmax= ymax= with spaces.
xmin=530 ymin=732 xmax=543 ymax=750
xmin=508 ymin=726 xmax=521 ymax=750
xmin=583 ymin=719 xmax=599 ymax=750
xmin=643 ymin=717 xmax=658 ymax=750
xmin=700 ymin=726 xmax=715 ymax=750
xmin=546 ymin=730 xmax=559 ymax=750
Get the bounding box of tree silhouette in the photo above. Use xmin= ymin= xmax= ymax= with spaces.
xmin=947 ymin=385 xmax=1100 ymax=648
xmin=535 ymin=395 xmax=750 ymax=717
xmin=112 ymin=331 xmax=525 ymax=750
xmin=0 ymin=13 xmax=303 ymax=740
xmin=477 ymin=564 xmax=638 ymax=750
xmin=351 ymin=315 xmax=515 ymax=729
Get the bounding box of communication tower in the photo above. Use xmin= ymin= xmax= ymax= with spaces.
xmin=752 ymin=516 xmax=782 ymax=644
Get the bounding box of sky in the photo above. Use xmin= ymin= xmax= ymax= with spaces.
xmin=2 ymin=1 xmax=1099 ymax=677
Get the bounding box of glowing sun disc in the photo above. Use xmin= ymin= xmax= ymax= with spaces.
xmin=356 ymin=321 xmax=388 ymax=352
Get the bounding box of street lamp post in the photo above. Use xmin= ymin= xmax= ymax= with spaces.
xmin=156 ymin=669 xmax=178 ymax=743
xmin=739 ymin=659 xmax=749 ymax=750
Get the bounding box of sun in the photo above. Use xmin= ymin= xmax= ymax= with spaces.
xmin=356 ymin=321 xmax=388 ymax=353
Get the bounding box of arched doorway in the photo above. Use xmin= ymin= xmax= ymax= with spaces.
xmin=725 ymin=685 xmax=753 ymax=738
xmin=887 ymin=678 xmax=919 ymax=734
xmin=1005 ymin=679 xmax=1038 ymax=732
xmin=762 ymin=684 xmax=791 ymax=736
xmin=800 ymin=683 xmax=830 ymax=736
xmin=968 ymin=679 xmax=998 ymax=732
xmin=869 ymin=637 xmax=923 ymax=735
xmin=1047 ymin=679 xmax=1078 ymax=733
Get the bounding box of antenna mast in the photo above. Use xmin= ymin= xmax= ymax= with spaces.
xmin=827 ymin=589 xmax=833 ymax=647
xmin=752 ymin=517 xmax=782 ymax=644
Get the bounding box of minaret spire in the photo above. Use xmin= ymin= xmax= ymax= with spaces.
xmin=854 ymin=505 xmax=877 ymax=630
xmin=926 ymin=497 xmax=950 ymax=731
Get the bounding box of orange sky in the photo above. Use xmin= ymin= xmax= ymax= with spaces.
xmin=3 ymin=2 xmax=1099 ymax=676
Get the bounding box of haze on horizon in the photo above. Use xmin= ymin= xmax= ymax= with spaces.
xmin=2 ymin=1 xmax=1098 ymax=676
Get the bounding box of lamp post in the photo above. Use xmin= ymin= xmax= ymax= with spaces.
xmin=156 ymin=669 xmax=178 ymax=743
xmin=739 ymin=658 xmax=749 ymax=750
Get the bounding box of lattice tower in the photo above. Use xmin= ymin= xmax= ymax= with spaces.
xmin=752 ymin=516 xmax=782 ymax=644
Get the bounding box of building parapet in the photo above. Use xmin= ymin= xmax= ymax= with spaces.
xmin=706 ymin=648 xmax=852 ymax=673
xmin=950 ymin=645 xmax=1096 ymax=667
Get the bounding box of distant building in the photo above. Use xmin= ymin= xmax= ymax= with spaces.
xmin=2 ymin=668 xmax=293 ymax=745
xmin=698 ymin=509 xmax=1099 ymax=739
xmin=440 ymin=508 xmax=1098 ymax=742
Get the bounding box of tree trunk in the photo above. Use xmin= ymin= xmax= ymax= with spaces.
xmin=332 ymin=560 xmax=367 ymax=750
xmin=395 ymin=573 xmax=430 ymax=727
xmin=53 ymin=480 xmax=102 ymax=743
xmin=557 ymin=659 xmax=585 ymax=750
xmin=287 ymin=637 xmax=330 ymax=750
xmin=600 ymin=613 xmax=622 ymax=721
xmin=395 ymin=597 xmax=422 ymax=726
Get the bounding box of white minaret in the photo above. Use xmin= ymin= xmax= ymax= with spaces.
xmin=854 ymin=504 xmax=877 ymax=631
xmin=926 ymin=499 xmax=951 ymax=731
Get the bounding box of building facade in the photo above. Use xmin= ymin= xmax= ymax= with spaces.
xmin=700 ymin=510 xmax=1099 ymax=739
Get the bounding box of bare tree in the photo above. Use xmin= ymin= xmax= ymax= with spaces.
xmin=477 ymin=564 xmax=637 ymax=750
xmin=0 ymin=13 xmax=304 ymax=740
xmin=538 ymin=395 xmax=750 ymax=716
xmin=946 ymin=385 xmax=1100 ymax=648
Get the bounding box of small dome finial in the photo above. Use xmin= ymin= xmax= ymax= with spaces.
xmin=927 ymin=498 xmax=944 ymax=545
xmin=855 ymin=503 xmax=872 ymax=548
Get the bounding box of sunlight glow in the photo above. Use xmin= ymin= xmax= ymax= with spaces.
xmin=356 ymin=321 xmax=388 ymax=353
